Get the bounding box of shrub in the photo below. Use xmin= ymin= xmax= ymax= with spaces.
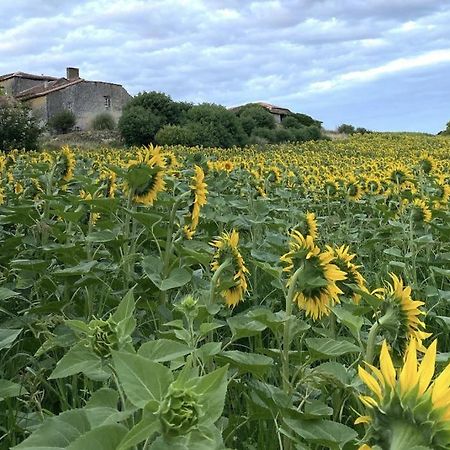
xmin=238 ymin=105 xmax=276 ymax=135
xmin=155 ymin=124 xmax=194 ymax=146
xmin=91 ymin=112 xmax=115 ymax=131
xmin=337 ymin=123 xmax=355 ymax=134
xmin=49 ymin=110 xmax=76 ymax=134
xmin=118 ymin=106 xmax=162 ymax=146
xmin=0 ymin=100 xmax=41 ymax=152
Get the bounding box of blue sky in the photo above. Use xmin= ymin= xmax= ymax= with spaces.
xmin=1 ymin=0 xmax=449 ymax=132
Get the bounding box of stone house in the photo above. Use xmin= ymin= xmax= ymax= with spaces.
xmin=230 ymin=101 xmax=292 ymax=124
xmin=0 ymin=67 xmax=131 ymax=130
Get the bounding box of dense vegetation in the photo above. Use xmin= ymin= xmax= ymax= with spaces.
xmin=118 ymin=91 xmax=324 ymax=147
xmin=0 ymin=134 xmax=449 ymax=449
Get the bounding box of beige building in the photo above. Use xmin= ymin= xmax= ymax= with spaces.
xmin=0 ymin=67 xmax=131 ymax=130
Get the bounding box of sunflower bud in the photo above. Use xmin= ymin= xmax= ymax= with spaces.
xmin=158 ymin=386 xmax=202 ymax=436
xmin=87 ymin=317 xmax=119 ymax=358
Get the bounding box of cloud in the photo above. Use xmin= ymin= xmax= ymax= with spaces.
xmin=0 ymin=0 xmax=449 ymax=132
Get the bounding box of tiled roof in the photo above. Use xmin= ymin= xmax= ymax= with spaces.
xmin=256 ymin=102 xmax=291 ymax=115
xmin=15 ymin=77 xmax=84 ymax=100
xmin=0 ymin=71 xmax=57 ymax=82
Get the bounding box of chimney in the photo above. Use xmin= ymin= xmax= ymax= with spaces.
xmin=66 ymin=67 xmax=80 ymax=80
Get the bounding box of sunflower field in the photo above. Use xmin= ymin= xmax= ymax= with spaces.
xmin=0 ymin=133 xmax=449 ymax=450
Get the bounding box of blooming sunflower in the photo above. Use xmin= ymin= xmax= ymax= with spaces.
xmin=280 ymin=231 xmax=346 ymax=320
xmin=346 ymin=178 xmax=363 ymax=201
xmin=183 ymin=165 xmax=208 ymax=239
xmin=324 ymin=178 xmax=339 ymax=197
xmin=323 ymin=244 xmax=366 ymax=304
xmin=59 ymin=146 xmax=76 ymax=182
xmin=434 ymin=179 xmax=450 ymax=208
xmin=378 ymin=273 xmax=431 ymax=354
xmin=125 ymin=148 xmax=166 ymax=206
xmin=210 ymin=230 xmax=249 ymax=308
xmin=418 ymin=152 xmax=436 ymax=174
xmin=99 ymin=169 xmax=117 ymax=198
xmin=357 ymin=339 xmax=450 ymax=449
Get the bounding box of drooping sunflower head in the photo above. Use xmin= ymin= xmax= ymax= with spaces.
xmin=418 ymin=152 xmax=436 ymax=174
xmin=125 ymin=151 xmax=166 ymax=206
xmin=409 ymin=198 xmax=432 ymax=223
xmin=266 ymin=166 xmax=282 ymax=184
xmin=323 ymin=244 xmax=366 ymax=304
xmin=324 ymin=178 xmax=339 ymax=197
xmin=346 ymin=178 xmax=363 ymax=201
xmin=58 ymin=146 xmax=76 ymax=182
xmin=162 ymin=151 xmax=180 ymax=172
xmin=357 ymin=339 xmax=450 ymax=449
xmin=184 ymin=165 xmax=208 ymax=239
xmin=365 ymin=177 xmax=381 ymax=195
xmin=379 ymin=273 xmax=431 ymax=354
xmin=389 ymin=164 xmax=409 ymax=185
xmin=434 ymin=179 xmax=450 ymax=207
xmin=0 ymin=186 xmax=5 ymax=205
xmin=99 ymin=169 xmax=117 ymax=198
xmin=291 ymin=212 xmax=318 ymax=242
xmin=210 ymin=230 xmax=249 ymax=308
xmin=280 ymin=231 xmax=347 ymax=320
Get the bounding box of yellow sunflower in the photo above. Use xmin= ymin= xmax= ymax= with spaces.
xmin=59 ymin=146 xmax=76 ymax=182
xmin=323 ymin=244 xmax=366 ymax=304
xmin=410 ymin=198 xmax=432 ymax=223
xmin=280 ymin=231 xmax=346 ymax=320
xmin=125 ymin=148 xmax=166 ymax=206
xmin=99 ymin=169 xmax=117 ymax=198
xmin=357 ymin=339 xmax=450 ymax=449
xmin=292 ymin=212 xmax=318 ymax=241
xmin=378 ymin=273 xmax=431 ymax=354
xmin=210 ymin=230 xmax=249 ymax=308
xmin=0 ymin=186 xmax=5 ymax=205
xmin=184 ymin=165 xmax=208 ymax=239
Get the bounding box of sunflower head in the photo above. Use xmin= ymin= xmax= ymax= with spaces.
xmin=210 ymin=230 xmax=249 ymax=308
xmin=378 ymin=273 xmax=431 ymax=355
xmin=291 ymin=212 xmax=318 ymax=242
xmin=357 ymin=339 xmax=450 ymax=449
xmin=58 ymin=146 xmax=76 ymax=182
xmin=125 ymin=151 xmax=166 ymax=206
xmin=410 ymin=198 xmax=432 ymax=223
xmin=280 ymin=231 xmax=346 ymax=320
xmin=324 ymin=178 xmax=339 ymax=197
xmin=418 ymin=152 xmax=436 ymax=174
xmin=184 ymin=165 xmax=208 ymax=239
xmin=323 ymin=244 xmax=366 ymax=304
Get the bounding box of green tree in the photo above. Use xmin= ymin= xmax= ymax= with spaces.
xmin=237 ymin=105 xmax=275 ymax=135
xmin=184 ymin=103 xmax=247 ymax=148
xmin=49 ymin=110 xmax=76 ymax=134
xmin=155 ymin=124 xmax=194 ymax=146
xmin=0 ymin=99 xmax=41 ymax=152
xmin=337 ymin=123 xmax=356 ymax=134
xmin=118 ymin=106 xmax=161 ymax=146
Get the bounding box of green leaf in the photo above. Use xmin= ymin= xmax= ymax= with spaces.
xmin=49 ymin=344 xmax=109 ymax=381
xmin=227 ymin=314 xmax=267 ymax=342
xmin=67 ymin=424 xmax=127 ymax=450
xmin=53 ymin=261 xmax=98 ymax=276
xmin=306 ymin=338 xmax=361 ymax=360
xmin=85 ymin=230 xmax=118 ymax=243
xmin=160 ymin=268 xmax=192 ymax=291
xmin=283 ymin=418 xmax=357 ymax=448
xmin=138 ymin=339 xmax=192 ymax=362
xmin=216 ymin=351 xmax=273 ymax=376
xmin=118 ymin=410 xmax=159 ymax=450
xmin=0 ymin=379 xmax=27 ymax=400
xmin=86 ymin=389 xmax=119 ymax=409
xmin=314 ymin=362 xmax=350 ymax=387
xmin=0 ymin=287 xmax=20 ymax=301
xmin=332 ymin=306 xmax=363 ymax=339
xmin=0 ymin=328 xmax=22 ymax=350
xmin=111 ymin=351 xmax=173 ymax=408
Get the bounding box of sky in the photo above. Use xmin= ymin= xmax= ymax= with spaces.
xmin=1 ymin=0 xmax=449 ymax=133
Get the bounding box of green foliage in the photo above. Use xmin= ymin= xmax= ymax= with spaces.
xmin=184 ymin=103 xmax=247 ymax=148
xmin=0 ymin=101 xmax=41 ymax=152
xmin=49 ymin=109 xmax=77 ymax=134
xmin=119 ymin=91 xmax=191 ymax=146
xmin=337 ymin=123 xmax=356 ymax=134
xmin=155 ymin=124 xmax=194 ymax=146
xmin=91 ymin=112 xmax=116 ymax=131
xmin=118 ymin=106 xmax=161 ymax=146
xmin=237 ymin=105 xmax=276 ymax=135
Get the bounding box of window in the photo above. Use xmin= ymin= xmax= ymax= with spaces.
xmin=104 ymin=96 xmax=111 ymax=108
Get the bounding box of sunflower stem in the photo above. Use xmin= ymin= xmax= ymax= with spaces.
xmin=160 ymin=191 xmax=191 ymax=305
xmin=365 ymin=320 xmax=380 ymax=365
xmin=209 ymin=259 xmax=231 ymax=306
xmin=282 ymin=264 xmax=304 ymax=450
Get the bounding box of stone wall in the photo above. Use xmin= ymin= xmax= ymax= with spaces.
xmin=27 ymin=96 xmax=48 ymax=127
xmin=47 ymin=81 xmax=131 ymax=130
xmin=0 ymin=77 xmax=51 ymax=96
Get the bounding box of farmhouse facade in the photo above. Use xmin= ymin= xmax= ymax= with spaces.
xmin=0 ymin=68 xmax=131 ymax=130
